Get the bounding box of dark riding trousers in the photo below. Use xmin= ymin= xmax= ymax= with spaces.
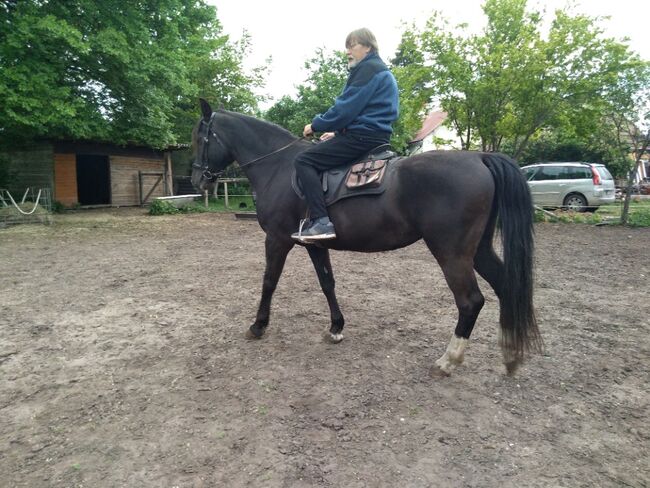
xmin=294 ymin=130 xmax=390 ymax=219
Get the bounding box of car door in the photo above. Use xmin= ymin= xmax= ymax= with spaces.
xmin=528 ymin=166 xmax=566 ymax=206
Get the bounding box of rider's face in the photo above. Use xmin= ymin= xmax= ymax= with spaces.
xmin=346 ymin=41 xmax=371 ymax=68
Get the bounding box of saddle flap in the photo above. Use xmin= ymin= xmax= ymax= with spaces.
xmin=346 ymin=159 xmax=388 ymax=189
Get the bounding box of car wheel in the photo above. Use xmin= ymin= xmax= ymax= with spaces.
xmin=563 ymin=193 xmax=588 ymax=212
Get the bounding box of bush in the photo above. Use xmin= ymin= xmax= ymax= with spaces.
xmin=180 ymin=203 xmax=207 ymax=213
xmin=51 ymin=201 xmax=66 ymax=214
xmin=148 ymin=199 xmax=179 ymax=215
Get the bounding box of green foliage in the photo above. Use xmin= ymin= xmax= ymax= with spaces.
xmin=514 ymin=130 xmax=624 ymax=177
xmin=534 ymin=208 xmax=603 ymax=224
xmin=534 ymin=203 xmax=650 ymax=228
xmin=148 ymin=195 xmax=255 ymax=215
xmin=627 ymin=206 xmax=650 ymax=227
xmin=51 ymin=201 xmax=66 ymax=214
xmin=0 ymin=153 xmax=15 ymax=188
xmin=265 ymin=49 xmax=348 ymax=136
xmin=0 ymin=0 xmax=266 ymax=148
xmin=402 ymin=0 xmax=644 ymax=159
xmin=148 ymin=199 xmax=180 ymax=215
xmin=390 ymin=28 xmax=435 ymax=152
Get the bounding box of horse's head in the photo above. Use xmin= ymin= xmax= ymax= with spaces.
xmin=191 ymin=99 xmax=235 ymax=192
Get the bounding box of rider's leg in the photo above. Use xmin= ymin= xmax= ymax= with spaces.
xmin=292 ymin=132 xmax=387 ymax=239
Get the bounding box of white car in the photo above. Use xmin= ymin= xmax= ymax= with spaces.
xmin=521 ymin=162 xmax=616 ymax=212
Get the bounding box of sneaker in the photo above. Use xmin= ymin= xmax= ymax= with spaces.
xmin=291 ymin=217 xmax=337 ymax=241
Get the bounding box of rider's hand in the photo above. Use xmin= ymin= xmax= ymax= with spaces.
xmin=320 ymin=132 xmax=335 ymax=141
xmin=303 ymin=124 xmax=314 ymax=137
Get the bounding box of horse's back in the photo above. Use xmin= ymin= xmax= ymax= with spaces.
xmin=397 ymin=150 xmax=494 ymax=183
xmin=391 ymin=150 xmax=495 ymax=208
xmin=326 ymin=150 xmax=497 ymax=252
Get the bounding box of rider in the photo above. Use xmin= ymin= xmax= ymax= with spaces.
xmin=292 ymin=28 xmax=399 ymax=241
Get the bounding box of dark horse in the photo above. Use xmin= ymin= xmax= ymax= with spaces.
xmin=191 ymin=99 xmax=542 ymax=375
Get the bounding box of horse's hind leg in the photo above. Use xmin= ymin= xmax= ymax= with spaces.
xmin=430 ymin=254 xmax=485 ymax=376
xmin=473 ymin=238 xmax=520 ymax=373
xmin=247 ymin=235 xmax=293 ymax=339
xmin=473 ymin=219 xmax=504 ymax=300
xmin=306 ymin=245 xmax=345 ymax=343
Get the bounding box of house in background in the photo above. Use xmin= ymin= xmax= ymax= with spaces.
xmin=408 ymin=111 xmax=463 ymax=154
xmin=1 ymin=140 xmax=179 ymax=207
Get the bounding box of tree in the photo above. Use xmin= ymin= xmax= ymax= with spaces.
xmin=391 ymin=28 xmax=434 ymax=153
xmin=265 ymin=48 xmax=348 ymax=136
xmin=409 ymin=0 xmax=643 ymax=159
xmin=0 ymin=0 xmax=265 ymax=148
xmin=603 ymin=61 xmax=650 ymax=224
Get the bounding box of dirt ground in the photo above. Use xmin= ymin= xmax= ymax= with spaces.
xmin=1 ymin=209 xmax=648 ymax=487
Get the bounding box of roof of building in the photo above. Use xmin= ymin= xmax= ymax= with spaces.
xmin=410 ymin=111 xmax=448 ymax=143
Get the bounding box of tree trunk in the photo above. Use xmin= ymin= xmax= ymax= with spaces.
xmin=621 ymin=159 xmax=643 ymax=225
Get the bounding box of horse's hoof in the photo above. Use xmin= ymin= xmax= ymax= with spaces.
xmin=323 ymin=332 xmax=344 ymax=344
xmin=429 ymin=365 xmax=451 ymax=378
xmin=245 ymin=328 xmax=265 ymax=340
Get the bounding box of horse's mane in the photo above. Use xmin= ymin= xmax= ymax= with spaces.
xmin=218 ymin=110 xmax=298 ymax=141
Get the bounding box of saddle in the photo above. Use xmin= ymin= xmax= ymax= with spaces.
xmin=292 ymin=144 xmax=400 ymax=207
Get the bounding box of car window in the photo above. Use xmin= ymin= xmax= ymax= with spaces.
xmin=522 ymin=168 xmax=537 ymax=181
xmin=566 ymin=167 xmax=591 ymax=179
xmin=596 ymin=167 xmax=614 ymax=180
xmin=531 ymin=166 xmax=565 ymax=181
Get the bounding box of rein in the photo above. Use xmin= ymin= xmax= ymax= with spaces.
xmin=238 ymin=137 xmax=305 ymax=168
xmin=194 ymin=112 xmax=306 ymax=181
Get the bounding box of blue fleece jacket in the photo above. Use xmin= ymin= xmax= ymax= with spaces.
xmin=311 ymin=52 xmax=399 ymax=135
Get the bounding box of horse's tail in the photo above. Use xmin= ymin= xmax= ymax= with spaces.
xmin=481 ymin=153 xmax=543 ymax=366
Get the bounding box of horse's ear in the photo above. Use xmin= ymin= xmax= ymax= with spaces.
xmin=199 ymin=98 xmax=212 ymax=120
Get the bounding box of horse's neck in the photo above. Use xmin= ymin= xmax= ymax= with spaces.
xmin=222 ymin=114 xmax=297 ymax=193
xmin=239 ymin=148 xmax=297 ymax=197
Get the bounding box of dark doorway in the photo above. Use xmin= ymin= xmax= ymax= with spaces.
xmin=76 ymin=155 xmax=110 ymax=205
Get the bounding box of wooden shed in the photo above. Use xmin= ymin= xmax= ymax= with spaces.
xmin=1 ymin=140 xmax=176 ymax=207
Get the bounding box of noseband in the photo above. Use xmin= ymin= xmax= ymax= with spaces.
xmin=193 ymin=112 xmax=306 ymax=182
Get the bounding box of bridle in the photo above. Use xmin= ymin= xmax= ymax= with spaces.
xmin=192 ymin=112 xmax=305 ymax=182
xmin=192 ymin=112 xmax=224 ymax=182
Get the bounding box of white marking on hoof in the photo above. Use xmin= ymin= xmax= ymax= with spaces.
xmin=434 ymin=335 xmax=468 ymax=375
xmin=330 ymin=333 xmax=344 ymax=343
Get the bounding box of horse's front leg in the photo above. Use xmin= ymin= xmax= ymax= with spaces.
xmin=306 ymin=245 xmax=345 ymax=343
xmin=247 ymin=235 xmax=293 ymax=339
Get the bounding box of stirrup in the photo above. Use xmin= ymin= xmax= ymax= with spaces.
xmin=291 ymin=218 xmax=310 ymax=240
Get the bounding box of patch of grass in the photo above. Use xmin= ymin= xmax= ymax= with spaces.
xmin=148 ymin=196 xmax=256 ymax=216
xmin=595 ymin=200 xmax=650 ymax=227
xmin=627 ymin=206 xmax=650 ymax=227
xmin=257 ymin=380 xmax=277 ymax=393
xmin=533 ymin=202 xmax=650 ymax=227
xmin=205 ymin=196 xmax=256 ymax=212
xmin=534 ymin=209 xmax=601 ymax=224
xmin=408 ymin=405 xmax=422 ymax=416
